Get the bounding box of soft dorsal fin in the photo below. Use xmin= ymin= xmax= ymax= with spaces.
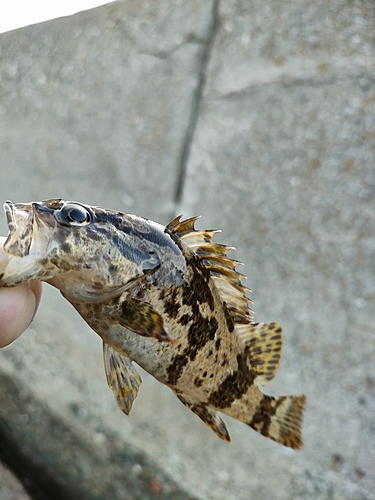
xmin=236 ymin=322 xmax=283 ymax=384
xmin=167 ymin=215 xmax=252 ymax=324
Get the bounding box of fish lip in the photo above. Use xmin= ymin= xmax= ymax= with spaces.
xmin=3 ymin=200 xmax=56 ymax=232
xmin=3 ymin=200 xmax=16 ymax=229
xmin=4 ymin=200 xmax=36 ymax=230
xmin=1 ymin=200 xmax=58 ymax=282
xmin=3 ymin=200 xmax=35 ymax=257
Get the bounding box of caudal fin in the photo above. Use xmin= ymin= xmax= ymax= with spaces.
xmin=248 ymin=394 xmax=306 ymax=449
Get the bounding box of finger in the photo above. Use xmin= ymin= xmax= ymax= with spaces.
xmin=0 ymin=237 xmax=42 ymax=347
xmin=0 ymin=235 xmax=8 ymax=268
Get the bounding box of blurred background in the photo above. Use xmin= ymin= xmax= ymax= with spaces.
xmin=0 ymin=1 xmax=374 ymax=499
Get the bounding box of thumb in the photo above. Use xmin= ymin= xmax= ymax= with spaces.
xmin=0 ymin=237 xmax=42 ymax=347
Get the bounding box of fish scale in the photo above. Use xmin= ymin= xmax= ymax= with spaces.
xmin=0 ymin=199 xmax=306 ymax=449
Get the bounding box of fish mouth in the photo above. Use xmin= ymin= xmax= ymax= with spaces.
xmin=3 ymin=200 xmax=15 ymax=228
xmin=4 ymin=200 xmax=31 ymax=229
xmin=3 ymin=199 xmax=63 ymax=259
xmin=3 ymin=201 xmax=35 ymax=257
xmin=1 ymin=200 xmax=64 ymax=286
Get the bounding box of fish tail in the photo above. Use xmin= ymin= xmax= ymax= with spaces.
xmin=247 ymin=393 xmax=306 ymax=449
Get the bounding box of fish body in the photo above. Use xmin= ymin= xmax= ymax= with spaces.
xmin=0 ymin=199 xmax=305 ymax=448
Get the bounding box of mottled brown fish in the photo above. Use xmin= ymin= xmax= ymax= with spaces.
xmin=0 ymin=199 xmax=306 ymax=448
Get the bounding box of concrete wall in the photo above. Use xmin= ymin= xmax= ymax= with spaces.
xmin=0 ymin=1 xmax=374 ymax=499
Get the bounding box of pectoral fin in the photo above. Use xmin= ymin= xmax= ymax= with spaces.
xmin=103 ymin=342 xmax=142 ymax=415
xmin=120 ymin=298 xmax=179 ymax=344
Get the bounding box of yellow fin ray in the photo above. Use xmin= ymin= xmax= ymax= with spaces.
xmin=167 ymin=215 xmax=201 ymax=235
xmin=199 ymin=253 xmax=243 ymax=270
xmin=238 ymin=322 xmax=283 ymax=384
xmin=103 ymin=342 xmax=142 ymax=415
xmin=180 ymin=229 xmax=222 ymax=247
xmin=204 ymin=264 xmax=246 ymax=281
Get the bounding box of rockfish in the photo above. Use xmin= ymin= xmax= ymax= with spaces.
xmin=0 ymin=199 xmax=305 ymax=448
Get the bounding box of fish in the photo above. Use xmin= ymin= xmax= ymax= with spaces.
xmin=0 ymin=199 xmax=306 ymax=449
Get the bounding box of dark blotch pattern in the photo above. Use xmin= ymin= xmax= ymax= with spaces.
xmin=248 ymin=396 xmax=285 ymax=437
xmin=61 ymin=242 xmax=71 ymax=254
xmin=208 ymin=351 xmax=255 ymax=409
xmin=223 ymin=304 xmax=235 ymax=333
xmin=190 ymin=259 xmax=215 ymax=311
xmin=163 ymin=239 xmax=236 ymax=389
xmin=182 ymin=284 xmax=199 ymax=316
xmin=163 ymin=287 xmax=180 ymax=319
xmin=187 ymin=316 xmax=218 ymax=361
xmin=167 ymin=354 xmax=189 ymax=385
xmin=194 ymin=377 xmax=203 ymax=388
xmin=182 ymin=257 xmax=215 ymax=312
xmin=178 ymin=313 xmax=191 ymax=325
xmin=167 ymin=311 xmax=219 ymax=384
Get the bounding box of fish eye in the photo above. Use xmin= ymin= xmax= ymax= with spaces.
xmin=55 ymin=203 xmax=92 ymax=227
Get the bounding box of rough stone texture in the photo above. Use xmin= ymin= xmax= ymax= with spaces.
xmin=0 ymin=370 xmax=194 ymax=500
xmin=0 ymin=463 xmax=30 ymax=500
xmin=0 ymin=1 xmax=374 ymax=500
xmin=0 ymin=0 xmax=215 ymax=222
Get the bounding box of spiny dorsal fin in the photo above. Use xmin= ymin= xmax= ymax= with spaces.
xmin=236 ymin=322 xmax=282 ymax=384
xmin=167 ymin=215 xmax=253 ymax=324
xmin=167 ymin=214 xmax=201 ymax=236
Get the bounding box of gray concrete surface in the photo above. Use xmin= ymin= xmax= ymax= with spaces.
xmin=0 ymin=1 xmax=374 ymax=499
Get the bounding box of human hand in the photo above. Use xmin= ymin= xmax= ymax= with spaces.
xmin=0 ymin=237 xmax=42 ymax=347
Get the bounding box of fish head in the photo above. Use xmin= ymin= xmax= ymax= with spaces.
xmin=1 ymin=199 xmax=161 ymax=301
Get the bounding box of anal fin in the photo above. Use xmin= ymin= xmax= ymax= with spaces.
xmin=239 ymin=322 xmax=282 ymax=384
xmin=103 ymin=342 xmax=142 ymax=415
xmin=177 ymin=395 xmax=231 ymax=442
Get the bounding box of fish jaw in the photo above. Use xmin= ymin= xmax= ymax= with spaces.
xmin=0 ymin=199 xmax=162 ymax=301
xmin=3 ymin=200 xmax=34 ymax=258
xmin=0 ymin=200 xmax=59 ymax=286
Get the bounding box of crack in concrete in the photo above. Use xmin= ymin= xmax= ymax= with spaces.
xmin=216 ymin=72 xmax=375 ymax=101
xmin=138 ymin=34 xmax=209 ymax=61
xmin=174 ymin=0 xmax=220 ymax=206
